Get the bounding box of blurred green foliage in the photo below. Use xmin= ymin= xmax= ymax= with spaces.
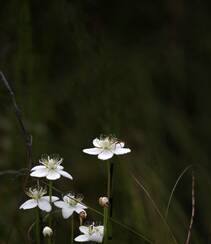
xmin=0 ymin=0 xmax=211 ymax=243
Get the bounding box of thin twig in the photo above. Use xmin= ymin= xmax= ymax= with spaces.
xmin=0 ymin=71 xmax=32 ymax=189
xmin=1 ymin=71 xmax=33 ymax=244
xmin=131 ymin=172 xmax=178 ymax=244
xmin=185 ymin=171 xmax=195 ymax=244
xmin=0 ymin=168 xmax=28 ymax=176
xmin=165 ymin=165 xmax=193 ymax=218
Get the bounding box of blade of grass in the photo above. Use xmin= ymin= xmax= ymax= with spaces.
xmin=165 ymin=165 xmax=193 ymax=218
xmin=185 ymin=171 xmax=195 ymax=244
xmin=131 ymin=172 xmax=178 ymax=244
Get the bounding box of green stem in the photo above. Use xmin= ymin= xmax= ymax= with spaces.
xmin=104 ymin=160 xmax=112 ymax=243
xmin=71 ymin=215 xmax=74 ymax=244
xmin=107 ymin=161 xmax=111 ymax=198
xmin=35 ymin=208 xmax=40 ymax=244
xmin=103 ymin=207 xmax=109 ymax=244
xmin=48 ymin=181 xmax=53 ymax=244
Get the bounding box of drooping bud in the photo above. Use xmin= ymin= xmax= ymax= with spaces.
xmin=99 ymin=197 xmax=109 ymax=208
xmin=42 ymin=226 xmax=53 ymax=237
xmin=79 ymin=210 xmax=87 ymax=225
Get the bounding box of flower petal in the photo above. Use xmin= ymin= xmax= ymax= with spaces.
xmin=90 ymin=232 xmax=103 ymax=243
xmin=58 ymin=170 xmax=73 ymax=180
xmin=38 ymin=198 xmax=52 ymax=212
xmin=79 ymin=226 xmax=89 ymax=234
xmin=57 ymin=165 xmax=64 ymax=170
xmin=42 ymin=196 xmax=59 ymax=202
xmin=31 ymin=165 xmax=46 ymax=171
xmin=62 ymin=207 xmax=74 ymax=219
xmin=113 ymin=147 xmax=131 ymax=155
xmin=54 ymin=201 xmax=68 ymax=208
xmin=30 ymin=168 xmax=48 ymax=178
xmin=83 ymin=148 xmax=102 ymax=155
xmin=115 ymin=142 xmax=125 ymax=148
xmin=74 ymin=234 xmax=90 ymax=242
xmin=97 ymin=226 xmax=104 ymax=234
xmin=46 ymin=171 xmax=61 ymax=180
xmin=93 ymin=138 xmax=101 ymax=147
xmin=98 ymin=150 xmax=113 ymax=160
xmin=20 ymin=199 xmax=37 ymax=210
xmin=75 ymin=203 xmax=87 ymax=213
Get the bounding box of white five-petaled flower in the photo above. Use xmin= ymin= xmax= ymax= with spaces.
xmin=54 ymin=193 xmax=87 ymax=219
xmin=30 ymin=155 xmax=73 ymax=180
xmin=75 ymin=224 xmax=104 ymax=243
xmin=19 ymin=186 xmax=59 ymax=212
xmin=83 ymin=136 xmax=131 ymax=160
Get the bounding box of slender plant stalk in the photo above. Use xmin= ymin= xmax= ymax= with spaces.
xmin=36 ymin=208 xmax=40 ymax=244
xmin=71 ymin=215 xmax=74 ymax=244
xmin=185 ymin=171 xmax=195 ymax=244
xmin=131 ymin=173 xmax=178 ymax=244
xmin=103 ymin=207 xmax=108 ymax=244
xmin=103 ymin=160 xmax=112 ymax=243
xmin=48 ymin=181 xmax=53 ymax=244
xmin=165 ymin=165 xmax=193 ymax=218
xmin=108 ymin=162 xmax=114 ymax=240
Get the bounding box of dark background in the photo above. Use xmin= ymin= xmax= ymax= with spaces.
xmin=0 ymin=0 xmax=211 ymax=243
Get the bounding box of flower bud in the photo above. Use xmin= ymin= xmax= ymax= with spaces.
xmin=79 ymin=210 xmax=87 ymax=220
xmin=99 ymin=197 xmax=109 ymax=208
xmin=42 ymin=226 xmax=53 ymax=237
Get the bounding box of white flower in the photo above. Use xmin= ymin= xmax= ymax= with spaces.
xmin=19 ymin=187 xmax=59 ymax=212
xmin=30 ymin=155 xmax=73 ymax=180
xmin=43 ymin=226 xmax=53 ymax=237
xmin=83 ymin=136 xmax=131 ymax=160
xmin=75 ymin=223 xmax=104 ymax=243
xmin=54 ymin=193 xmax=87 ymax=219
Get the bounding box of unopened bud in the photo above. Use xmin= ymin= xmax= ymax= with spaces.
xmin=79 ymin=210 xmax=87 ymax=220
xmin=42 ymin=226 xmax=53 ymax=237
xmin=79 ymin=210 xmax=87 ymax=225
xmin=99 ymin=197 xmax=109 ymax=208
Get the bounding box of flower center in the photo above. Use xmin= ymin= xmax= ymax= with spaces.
xmin=101 ymin=137 xmax=116 ymax=150
xmin=40 ymin=156 xmax=63 ymax=170
xmin=26 ymin=187 xmax=47 ymax=200
xmin=88 ymin=225 xmax=95 ymax=235
xmin=64 ymin=195 xmax=78 ymax=206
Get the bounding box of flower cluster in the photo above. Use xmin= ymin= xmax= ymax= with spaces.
xmin=19 ymin=135 xmax=131 ymax=243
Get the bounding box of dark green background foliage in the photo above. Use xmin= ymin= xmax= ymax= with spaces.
xmin=0 ymin=0 xmax=211 ymax=243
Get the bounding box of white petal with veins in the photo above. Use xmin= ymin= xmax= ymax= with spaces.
xmin=79 ymin=226 xmax=89 ymax=234
xmin=62 ymin=207 xmax=74 ymax=219
xmin=38 ymin=198 xmax=52 ymax=212
xmin=20 ymin=199 xmax=37 ymax=210
xmin=74 ymin=234 xmax=89 ymax=242
xmin=58 ymin=170 xmax=73 ymax=180
xmin=46 ymin=171 xmax=61 ymax=180
xmin=114 ymin=147 xmax=131 ymax=155
xmin=30 ymin=168 xmax=48 ymax=177
xmin=83 ymin=148 xmax=102 ymax=155
xmin=42 ymin=196 xmax=59 ymax=202
xmin=54 ymin=201 xmax=68 ymax=208
xmin=98 ymin=150 xmax=113 ymax=160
